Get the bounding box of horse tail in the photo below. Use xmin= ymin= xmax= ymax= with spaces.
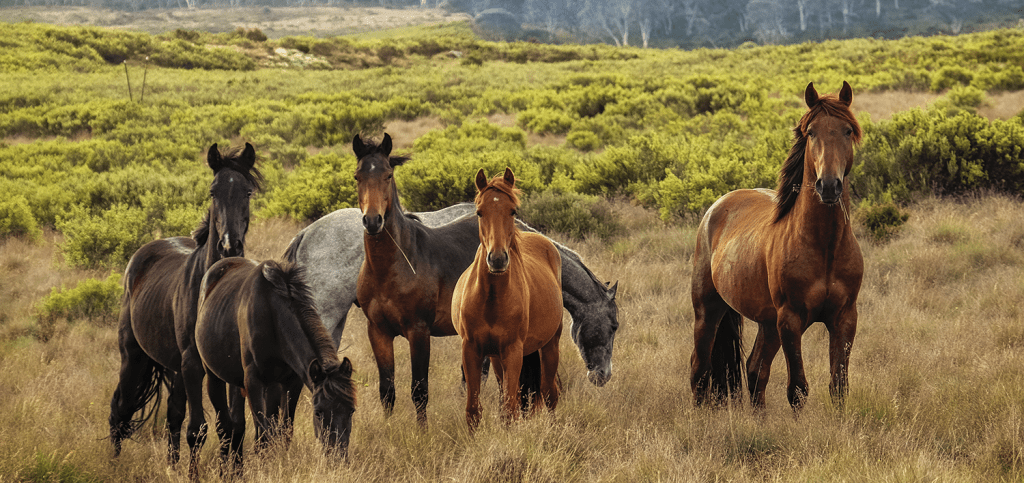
xmin=282 ymin=230 xmax=305 ymax=264
xmin=108 ymin=303 xmax=167 ymax=455
xmin=710 ymin=308 xmax=745 ymax=403
xmin=260 ymin=260 xmax=338 ymax=366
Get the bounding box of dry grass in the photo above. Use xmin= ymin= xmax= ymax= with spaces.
xmin=2 ymin=195 xmax=1024 ymax=481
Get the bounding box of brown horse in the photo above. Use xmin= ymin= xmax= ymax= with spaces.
xmin=690 ymin=81 xmax=863 ymax=409
xmin=108 ymin=143 xmax=261 ymax=465
xmin=353 ymin=133 xmax=482 ymax=424
xmin=452 ymin=168 xmax=563 ymax=431
xmin=195 ymin=257 xmax=356 ymax=474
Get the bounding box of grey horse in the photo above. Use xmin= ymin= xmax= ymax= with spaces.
xmin=284 ymin=203 xmax=618 ymax=386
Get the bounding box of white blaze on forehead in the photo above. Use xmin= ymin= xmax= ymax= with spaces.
xmin=493 ymin=197 xmax=499 ymax=202
xmin=370 ymin=163 xmax=376 ymax=171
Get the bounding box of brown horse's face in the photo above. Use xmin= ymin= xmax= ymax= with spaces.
xmin=475 ymin=168 xmax=519 ymax=275
xmin=353 ymin=134 xmax=395 ymax=236
xmin=208 ymin=143 xmax=257 ymax=258
xmin=803 ymin=82 xmax=855 ymax=205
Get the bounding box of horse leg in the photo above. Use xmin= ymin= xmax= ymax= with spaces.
xmin=205 ymin=374 xmax=233 ymax=470
xmin=777 ymin=308 xmax=810 ymax=409
xmin=690 ymin=291 xmax=732 ymax=406
xmin=519 ymin=351 xmax=541 ymax=415
xmin=109 ymin=310 xmax=165 ymax=457
xmin=827 ymin=306 xmax=858 ymax=406
xmin=245 ymin=372 xmax=272 ymax=454
xmin=497 ymin=342 xmax=524 ymax=425
xmin=226 ymin=385 xmax=246 ymax=472
xmin=538 ymin=326 xmax=562 ymax=413
xmin=409 ymin=329 xmax=432 ymax=426
xmin=181 ymin=348 xmax=208 ymax=481
xmin=166 ymin=371 xmax=187 ymax=466
xmin=367 ymin=321 xmax=396 ymax=416
xmin=461 ymin=340 xmax=484 ymax=432
xmin=280 ymin=380 xmax=304 ymax=449
xmin=745 ymin=322 xmax=781 ymax=409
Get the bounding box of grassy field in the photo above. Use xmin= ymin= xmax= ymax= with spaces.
xmin=1 ymin=193 xmax=1023 ymax=481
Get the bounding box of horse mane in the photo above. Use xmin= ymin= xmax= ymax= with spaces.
xmin=191 ymin=213 xmax=210 ymax=244
xmin=773 ymin=94 xmax=862 ymax=223
xmin=260 ymin=260 xmax=338 ymax=366
xmin=217 ymin=143 xmax=266 ymax=193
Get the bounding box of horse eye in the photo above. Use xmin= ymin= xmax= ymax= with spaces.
xmin=246 ymin=190 xmax=253 ymax=198
xmin=511 ymin=209 xmax=517 ymax=217
xmin=844 ymin=128 xmax=853 ymax=137
xmin=476 ymin=211 xmax=482 ymax=218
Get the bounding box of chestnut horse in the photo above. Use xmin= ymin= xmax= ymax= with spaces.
xmin=690 ymin=82 xmax=863 ymax=409
xmin=195 ymin=258 xmax=356 ymax=474
xmin=108 ymin=143 xmax=261 ymax=464
xmin=452 ymin=168 xmax=563 ymax=431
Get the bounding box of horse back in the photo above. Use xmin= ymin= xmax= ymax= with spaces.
xmin=123 ymin=237 xmax=196 ymax=369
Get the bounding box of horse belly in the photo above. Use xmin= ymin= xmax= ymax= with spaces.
xmin=129 ymin=284 xmax=182 ymax=369
xmin=711 ymin=239 xmax=775 ymax=323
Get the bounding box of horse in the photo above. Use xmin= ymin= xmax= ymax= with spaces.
xmin=283 ymin=197 xmax=617 ymax=390
xmin=108 ymin=142 xmax=261 ymax=465
xmin=689 ymin=81 xmax=863 ymax=409
xmin=453 ymin=168 xmax=563 ymax=431
xmin=195 ymin=257 xmax=356 ymax=473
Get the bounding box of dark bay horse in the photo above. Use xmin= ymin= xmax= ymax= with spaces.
xmin=353 ymin=133 xmax=483 ymax=424
xmin=284 ymin=203 xmax=618 ymax=387
xmin=690 ymin=82 xmax=864 ymax=409
xmin=108 ymin=143 xmax=261 ymax=464
xmin=195 ymin=257 xmax=356 ymax=473
xmin=453 ymin=168 xmax=563 ymax=431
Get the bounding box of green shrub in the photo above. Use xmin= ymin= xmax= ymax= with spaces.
xmin=56 ymin=204 xmax=150 ymax=269
xmin=931 ymin=65 xmax=974 ymax=92
xmin=0 ymin=195 xmax=42 ymax=241
xmin=36 ymin=272 xmax=122 ymax=342
xmin=260 ymin=153 xmax=358 ymax=221
xmin=519 ymin=190 xmax=619 ymax=240
xmin=857 ymin=197 xmax=910 ymax=243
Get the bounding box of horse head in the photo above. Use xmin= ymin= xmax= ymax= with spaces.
xmin=354 ymin=133 xmax=407 ymax=236
xmin=801 ymin=81 xmax=861 ymax=206
xmin=474 ymin=167 xmax=520 ymax=275
xmin=207 ymin=142 xmax=260 ymax=258
xmin=309 ymin=357 xmax=356 ymax=458
xmin=571 ymin=280 xmax=619 ymax=386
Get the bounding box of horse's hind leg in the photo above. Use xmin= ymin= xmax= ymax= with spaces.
xmin=205 ymin=375 xmax=239 ymax=471
xmin=746 ymin=321 xmax=781 ymax=408
xmin=109 ymin=309 xmax=164 ymax=457
xmin=690 ymin=289 xmax=733 ymax=406
xmin=166 ymin=371 xmax=187 ymax=465
xmin=181 ymin=348 xmax=208 ymax=481
xmin=519 ymin=351 xmax=541 ymax=415
xmin=537 ymin=326 xmax=562 ymax=413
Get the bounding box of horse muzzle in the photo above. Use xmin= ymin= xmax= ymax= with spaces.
xmin=362 ymin=213 xmax=384 ymax=236
xmin=587 ymin=364 xmax=612 ymax=387
xmin=220 ymin=234 xmax=244 ymax=258
xmin=814 ymin=177 xmax=843 ymax=205
xmin=486 ymin=250 xmax=509 ymax=274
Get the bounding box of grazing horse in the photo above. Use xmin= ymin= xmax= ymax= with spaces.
xmin=453 ymin=168 xmax=563 ymax=431
xmin=690 ymin=82 xmax=863 ymax=409
xmin=195 ymin=257 xmax=356 ymax=473
xmin=108 ymin=143 xmax=261 ymax=464
xmin=283 ymin=203 xmax=618 ymax=387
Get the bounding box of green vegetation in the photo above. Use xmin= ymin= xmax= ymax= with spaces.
xmin=1 ymin=21 xmax=1023 ymax=265
xmin=35 ymin=272 xmax=121 ymax=341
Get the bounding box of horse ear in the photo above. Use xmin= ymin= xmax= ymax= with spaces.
xmin=239 ymin=142 xmax=256 ymax=170
xmin=207 ymin=143 xmax=223 ymax=172
xmin=381 ymin=133 xmax=393 ymax=159
xmin=839 ymin=81 xmax=853 ymax=106
xmin=308 ymin=359 xmax=327 ymax=385
xmin=339 ymin=357 xmax=353 ymax=378
xmin=804 ymin=82 xmax=819 ymax=109
xmin=607 ymin=281 xmax=618 ymax=299
xmin=475 ymin=169 xmax=488 ymax=192
xmin=352 ymin=134 xmax=367 ymax=159
xmin=503 ymin=167 xmax=516 ymax=188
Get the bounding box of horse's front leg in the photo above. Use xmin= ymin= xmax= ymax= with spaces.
xmin=408 ymin=328 xmax=432 ymax=426
xmin=461 ymin=339 xmax=484 ymax=432
xmin=367 ymin=320 xmax=397 ymax=416
xmin=537 ymin=325 xmax=562 ymax=413
xmin=777 ymin=307 xmax=810 ymax=409
xmin=244 ymin=371 xmax=272 ymax=453
xmin=827 ymin=305 xmax=858 ymax=406
xmin=166 ymin=370 xmax=187 ymax=466
xmin=746 ymin=321 xmax=781 ymax=409
xmin=497 ymin=341 xmax=524 ymax=424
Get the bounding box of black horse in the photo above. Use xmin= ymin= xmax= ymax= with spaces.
xmin=195 ymin=257 xmax=356 ymax=473
xmin=108 ymin=143 xmax=261 ymax=468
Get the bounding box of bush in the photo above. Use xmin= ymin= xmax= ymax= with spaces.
xmin=519 ymin=190 xmax=620 ymax=241
xmin=0 ymin=195 xmax=42 ymax=241
xmin=260 ymin=153 xmax=358 ymax=221
xmin=36 ymin=272 xmax=122 ymax=341
xmin=56 ymin=204 xmax=150 ymax=269
xmin=857 ymin=197 xmax=910 ymax=243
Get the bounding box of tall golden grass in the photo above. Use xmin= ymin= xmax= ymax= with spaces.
xmin=1 ymin=195 xmax=1022 ymax=482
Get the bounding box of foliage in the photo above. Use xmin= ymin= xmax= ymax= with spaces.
xmin=857 ymin=195 xmax=911 ymax=243
xmin=260 ymin=152 xmax=358 ymax=221
xmin=0 ymin=195 xmax=42 ymax=241
xmin=35 ymin=273 xmax=122 ymax=342
xmin=55 ymin=204 xmax=150 ymax=269
xmin=519 ymin=189 xmax=620 ymax=240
